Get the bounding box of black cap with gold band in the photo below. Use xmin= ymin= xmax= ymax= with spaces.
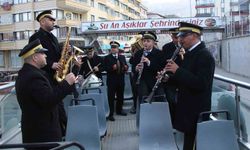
xmin=110 ymin=41 xmax=120 ymax=48
xmin=177 ymin=22 xmax=203 ymax=37
xmin=19 ymin=39 xmax=48 ymax=59
xmin=169 ymin=27 xmax=179 ymax=36
xmin=36 ymin=10 xmax=56 ymax=22
xmin=143 ymin=31 xmax=157 ymax=41
xmin=83 ymin=45 xmax=94 ymax=54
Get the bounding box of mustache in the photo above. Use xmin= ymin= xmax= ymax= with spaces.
xmin=53 ymin=25 xmax=60 ymax=28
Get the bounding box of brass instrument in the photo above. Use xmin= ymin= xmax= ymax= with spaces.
xmin=55 ymin=27 xmax=84 ymax=82
xmin=130 ymin=35 xmax=143 ymax=56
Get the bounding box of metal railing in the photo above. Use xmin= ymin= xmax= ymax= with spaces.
xmin=214 ymin=74 xmax=250 ymax=149
xmin=0 ymin=141 xmax=85 ymax=150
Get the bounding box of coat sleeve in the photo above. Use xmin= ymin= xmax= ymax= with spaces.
xmin=174 ymin=51 xmax=215 ymax=92
xmin=103 ymin=56 xmax=114 ymax=72
xmin=30 ymin=75 xmax=73 ymax=109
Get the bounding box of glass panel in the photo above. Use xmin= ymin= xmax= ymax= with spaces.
xmin=0 ymin=84 xmax=20 ymax=136
xmin=212 ymin=79 xmax=249 ymax=142
xmin=0 ymin=51 xmax=4 ymax=67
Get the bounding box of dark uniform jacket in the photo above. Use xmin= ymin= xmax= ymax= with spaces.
xmin=162 ymin=41 xmax=182 ymax=66
xmin=29 ymin=28 xmax=67 ymax=136
xmin=79 ymin=54 xmax=103 ymax=79
xmin=132 ymin=47 xmax=163 ymax=88
xmin=104 ymin=54 xmax=127 ymax=86
xmin=170 ymin=42 xmax=215 ymax=133
xmin=29 ymin=28 xmax=61 ymax=85
xmin=15 ymin=63 xmax=73 ymax=143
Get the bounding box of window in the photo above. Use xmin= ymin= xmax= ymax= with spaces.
xmin=14 ymin=14 xmax=19 ymax=22
xmin=91 ymin=15 xmax=95 ymax=22
xmin=73 ymin=13 xmax=79 ymax=20
xmin=98 ymin=3 xmax=106 ymax=12
xmin=91 ymin=0 xmax=94 ymax=7
xmin=0 ymin=33 xmax=14 ymax=41
xmin=13 ymin=12 xmax=31 ymax=22
xmin=10 ymin=50 xmax=22 ymax=68
xmin=57 ymin=10 xmax=64 ymax=19
xmin=0 ymin=51 xmax=4 ymax=67
xmin=14 ymin=31 xmax=32 ymax=40
xmin=114 ymin=0 xmax=119 ymax=6
xmin=13 ymin=0 xmax=32 ymax=4
xmin=115 ymin=11 xmax=120 ymax=17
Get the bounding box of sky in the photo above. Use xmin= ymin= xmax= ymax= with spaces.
xmin=141 ymin=0 xmax=196 ymax=17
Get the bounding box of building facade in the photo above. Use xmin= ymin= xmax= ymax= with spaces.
xmin=0 ymin=0 xmax=147 ymax=72
xmin=195 ymin=0 xmax=250 ymax=37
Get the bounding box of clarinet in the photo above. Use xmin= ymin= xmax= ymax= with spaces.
xmin=135 ymin=52 xmax=146 ymax=85
xmin=145 ymin=46 xmax=183 ymax=104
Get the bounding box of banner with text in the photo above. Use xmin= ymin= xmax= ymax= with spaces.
xmin=81 ymin=17 xmax=223 ymax=33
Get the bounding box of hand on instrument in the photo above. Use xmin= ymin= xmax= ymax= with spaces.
xmin=123 ymin=65 xmax=128 ymax=72
xmin=73 ymin=56 xmax=82 ymax=67
xmin=165 ymin=60 xmax=179 ymax=74
xmin=136 ymin=63 xmax=143 ymax=72
xmin=52 ymin=62 xmax=63 ymax=71
xmin=65 ymin=73 xmax=76 ymax=85
xmin=75 ymin=75 xmax=83 ymax=84
xmin=93 ymin=66 xmax=99 ymax=72
xmin=179 ymin=48 xmax=185 ymax=60
xmin=112 ymin=64 xmax=117 ymax=70
xmin=142 ymin=56 xmax=150 ymax=66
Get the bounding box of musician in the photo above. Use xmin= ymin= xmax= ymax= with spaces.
xmin=129 ymin=34 xmax=143 ymax=114
xmin=15 ymin=39 xmax=76 ymax=147
xmin=104 ymin=41 xmax=128 ymax=121
xmin=78 ymin=45 xmax=103 ymax=80
xmin=164 ymin=22 xmax=215 ymax=150
xmin=132 ymin=31 xmax=164 ymax=103
xmin=29 ymin=10 xmax=67 ymax=137
xmin=162 ymin=28 xmax=182 ymax=123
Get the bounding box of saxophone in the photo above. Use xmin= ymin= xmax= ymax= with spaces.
xmin=55 ymin=27 xmax=72 ymax=82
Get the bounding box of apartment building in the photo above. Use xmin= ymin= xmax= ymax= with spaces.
xmin=0 ymin=0 xmax=147 ymax=72
xmin=195 ymin=0 xmax=250 ymax=37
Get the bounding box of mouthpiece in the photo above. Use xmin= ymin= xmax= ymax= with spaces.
xmin=54 ymin=25 xmax=60 ymax=28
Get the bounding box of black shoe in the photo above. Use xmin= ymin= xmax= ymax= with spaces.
xmin=107 ymin=116 xmax=115 ymax=121
xmin=117 ymin=111 xmax=127 ymax=116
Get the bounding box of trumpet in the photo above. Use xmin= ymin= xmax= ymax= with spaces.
xmin=145 ymin=45 xmax=183 ymax=103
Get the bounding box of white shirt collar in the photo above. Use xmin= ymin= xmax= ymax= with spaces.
xmin=189 ymin=41 xmax=201 ymax=52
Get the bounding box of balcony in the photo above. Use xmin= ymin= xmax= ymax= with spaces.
xmin=0 ymin=24 xmax=14 ymax=32
xmin=195 ymin=3 xmax=215 ymax=8
xmin=57 ymin=0 xmax=90 ymax=13
xmin=0 ymin=41 xmax=16 ymax=50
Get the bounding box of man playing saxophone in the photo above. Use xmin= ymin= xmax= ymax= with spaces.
xmin=29 ymin=10 xmax=68 ymax=138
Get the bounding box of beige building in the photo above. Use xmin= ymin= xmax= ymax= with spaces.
xmin=0 ymin=0 xmax=147 ymax=72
